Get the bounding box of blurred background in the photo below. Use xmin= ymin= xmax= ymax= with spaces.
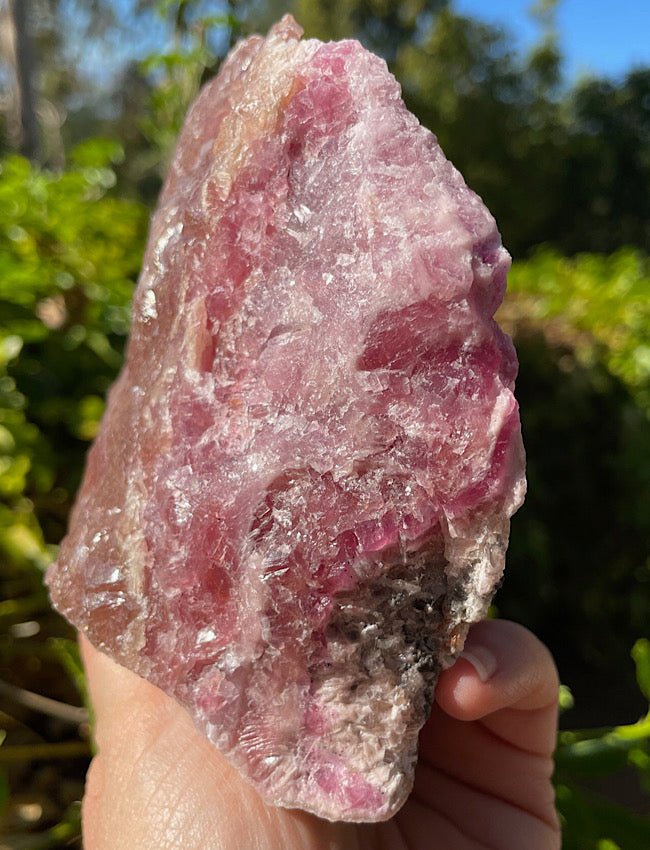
xmin=0 ymin=0 xmax=648 ymax=846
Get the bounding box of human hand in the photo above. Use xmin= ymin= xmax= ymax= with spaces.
xmin=80 ymin=619 xmax=560 ymax=849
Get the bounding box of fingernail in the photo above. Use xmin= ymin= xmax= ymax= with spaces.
xmin=460 ymin=644 xmax=498 ymax=682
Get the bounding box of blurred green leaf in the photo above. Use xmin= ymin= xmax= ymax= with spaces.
xmin=0 ymin=149 xmax=147 ymax=572
xmin=558 ymin=781 xmax=650 ymax=850
xmin=632 ymin=639 xmax=650 ymax=703
xmin=70 ymin=138 xmax=125 ymax=169
xmin=508 ymin=248 xmax=650 ymax=413
xmin=555 ymin=640 xmax=650 ymax=848
xmin=49 ymin=638 xmax=93 ymax=727
xmin=559 ymin=684 xmax=575 ymax=713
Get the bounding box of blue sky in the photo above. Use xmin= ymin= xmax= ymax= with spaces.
xmin=454 ymin=0 xmax=650 ymax=81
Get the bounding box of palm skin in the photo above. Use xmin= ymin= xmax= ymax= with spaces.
xmin=81 ymin=619 xmax=560 ymax=850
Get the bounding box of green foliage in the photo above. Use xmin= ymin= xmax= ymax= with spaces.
xmin=499 ymin=246 xmax=650 ymax=841
xmin=288 ymin=0 xmax=448 ymax=63
xmin=500 ymin=248 xmax=650 ymax=712
xmin=561 ymin=69 xmax=650 ymax=255
xmin=0 ymin=139 xmax=147 ymax=570
xmin=49 ymin=637 xmax=93 ymax=718
xmin=0 ymin=137 xmax=146 ymax=847
xmin=394 ymin=7 xmax=573 ymax=257
xmin=139 ymin=1 xmax=240 ymax=178
xmin=508 ymin=248 xmax=650 ymax=413
xmin=633 ymin=639 xmax=650 ymax=702
xmin=555 ymin=641 xmax=650 ymax=849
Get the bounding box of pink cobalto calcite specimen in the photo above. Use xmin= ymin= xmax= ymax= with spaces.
xmin=47 ymin=16 xmax=525 ymax=822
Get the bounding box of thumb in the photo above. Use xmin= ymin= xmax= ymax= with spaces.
xmin=435 ymin=619 xmax=560 ymax=755
xmin=79 ymin=637 xmax=356 ymax=850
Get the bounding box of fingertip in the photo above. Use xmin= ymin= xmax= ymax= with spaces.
xmin=459 ymin=643 xmax=498 ymax=683
xmin=435 ymin=655 xmax=490 ymax=721
xmin=435 ymin=620 xmax=559 ymax=721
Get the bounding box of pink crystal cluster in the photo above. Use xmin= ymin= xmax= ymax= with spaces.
xmin=47 ymin=16 xmax=525 ymax=822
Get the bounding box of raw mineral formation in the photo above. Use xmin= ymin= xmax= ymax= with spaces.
xmin=47 ymin=15 xmax=526 ymax=822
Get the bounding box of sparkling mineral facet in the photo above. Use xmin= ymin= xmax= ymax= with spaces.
xmin=47 ymin=15 xmax=525 ymax=822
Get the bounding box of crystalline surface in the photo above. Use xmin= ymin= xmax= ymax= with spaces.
xmin=47 ymin=15 xmax=525 ymax=822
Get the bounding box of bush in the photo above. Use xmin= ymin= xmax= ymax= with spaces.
xmin=0 ymin=140 xmax=147 ymax=568
xmin=498 ymin=248 xmax=650 ymax=846
xmin=0 ymin=141 xmax=147 ymax=846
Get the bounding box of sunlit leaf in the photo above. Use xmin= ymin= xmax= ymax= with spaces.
xmin=632 ymin=639 xmax=650 ymax=704
xmin=70 ymin=138 xmax=125 ymax=169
